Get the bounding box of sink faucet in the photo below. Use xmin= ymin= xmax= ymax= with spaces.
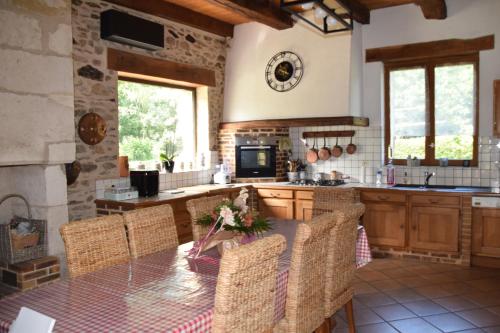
xmin=424 ymin=171 xmax=436 ymax=186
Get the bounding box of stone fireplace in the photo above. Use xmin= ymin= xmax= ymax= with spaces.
xmin=0 ymin=1 xmax=75 ymax=260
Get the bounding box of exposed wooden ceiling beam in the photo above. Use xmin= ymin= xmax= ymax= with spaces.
xmin=415 ymin=0 xmax=447 ymax=20
xmin=366 ymin=35 xmax=494 ymax=63
xmin=104 ymin=0 xmax=234 ymax=37
xmin=108 ymin=48 xmax=216 ymax=86
xmin=205 ymin=0 xmax=293 ymax=30
xmin=336 ymin=0 xmax=370 ymax=24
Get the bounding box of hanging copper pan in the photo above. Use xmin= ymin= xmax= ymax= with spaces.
xmin=318 ymin=136 xmax=331 ymax=161
xmin=346 ymin=136 xmax=357 ymax=154
xmin=332 ymin=137 xmax=343 ymax=158
xmin=306 ymin=137 xmax=319 ymax=163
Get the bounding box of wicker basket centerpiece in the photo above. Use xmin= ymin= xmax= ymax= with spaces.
xmin=0 ymin=194 xmax=47 ymax=264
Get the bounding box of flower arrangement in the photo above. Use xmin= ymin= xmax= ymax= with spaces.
xmin=188 ymin=188 xmax=271 ymax=258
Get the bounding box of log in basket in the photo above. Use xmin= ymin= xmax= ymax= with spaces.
xmin=0 ymin=194 xmax=47 ymax=264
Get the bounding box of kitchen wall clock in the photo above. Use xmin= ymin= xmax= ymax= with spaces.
xmin=265 ymin=51 xmax=303 ymax=92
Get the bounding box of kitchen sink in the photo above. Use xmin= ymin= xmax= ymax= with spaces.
xmin=393 ymin=184 xmax=457 ymax=190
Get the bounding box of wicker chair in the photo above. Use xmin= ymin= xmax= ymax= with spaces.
xmin=275 ymin=214 xmax=334 ymax=333
xmin=122 ymin=204 xmax=179 ymax=258
xmin=212 ymin=234 xmax=287 ymax=333
xmin=324 ymin=203 xmax=366 ymax=333
xmin=312 ymin=188 xmax=360 ymax=217
xmin=186 ymin=195 xmax=228 ymax=241
xmin=60 ymin=215 xmax=130 ymax=278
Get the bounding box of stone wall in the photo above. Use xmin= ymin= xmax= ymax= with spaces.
xmin=69 ymin=0 xmax=228 ymax=220
xmin=217 ymin=127 xmax=290 ymax=181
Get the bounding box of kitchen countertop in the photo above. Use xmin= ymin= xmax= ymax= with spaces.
xmin=250 ymin=181 xmax=498 ymax=195
xmin=95 ymin=183 xmax=247 ymax=207
xmin=95 ymin=181 xmax=500 ymax=207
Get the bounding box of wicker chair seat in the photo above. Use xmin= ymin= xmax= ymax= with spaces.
xmin=213 ymin=234 xmax=286 ymax=333
xmin=123 ymin=204 xmax=179 ymax=258
xmin=60 ymin=215 xmax=130 ymax=278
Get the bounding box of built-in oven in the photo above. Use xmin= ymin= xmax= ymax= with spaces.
xmin=235 ymin=137 xmax=277 ymax=178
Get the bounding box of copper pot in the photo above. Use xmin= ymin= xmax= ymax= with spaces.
xmin=306 ymin=137 xmax=319 ymax=164
xmin=332 ymin=137 xmax=343 ymax=158
xmin=346 ymin=136 xmax=357 ymax=155
xmin=318 ymin=137 xmax=331 ymax=161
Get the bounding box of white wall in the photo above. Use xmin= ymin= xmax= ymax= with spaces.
xmin=361 ymin=0 xmax=500 ymax=135
xmin=223 ymin=21 xmax=353 ymax=122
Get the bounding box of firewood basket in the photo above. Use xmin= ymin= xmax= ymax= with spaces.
xmin=0 ymin=194 xmax=47 ymax=264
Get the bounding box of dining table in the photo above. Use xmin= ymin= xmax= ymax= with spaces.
xmin=0 ymin=219 xmax=372 ymax=333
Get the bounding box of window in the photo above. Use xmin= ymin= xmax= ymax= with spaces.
xmin=118 ymin=78 xmax=196 ymax=170
xmin=385 ymin=54 xmax=478 ymax=166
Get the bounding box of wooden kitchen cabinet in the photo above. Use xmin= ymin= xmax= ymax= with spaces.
xmin=295 ymin=199 xmax=313 ymax=221
xmin=410 ymin=206 xmax=460 ymax=253
xmin=409 ymin=194 xmax=460 ymax=253
xmin=259 ymin=198 xmax=294 ymax=220
xmin=472 ymin=207 xmax=500 ymax=257
xmin=362 ymin=201 xmax=406 ymax=248
xmin=168 ymin=199 xmax=196 ymax=244
xmin=494 ymin=80 xmax=500 ymax=136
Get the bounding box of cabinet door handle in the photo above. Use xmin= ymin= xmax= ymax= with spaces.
xmin=378 ymin=195 xmax=389 ymax=200
xmin=400 ymin=224 xmax=404 ymax=229
xmin=429 ymin=199 xmax=440 ymax=204
xmin=412 ymin=224 xmax=417 ymax=231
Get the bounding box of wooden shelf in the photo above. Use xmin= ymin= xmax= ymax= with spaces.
xmin=302 ymin=130 xmax=355 ymax=138
xmin=219 ymin=116 xmax=369 ymax=130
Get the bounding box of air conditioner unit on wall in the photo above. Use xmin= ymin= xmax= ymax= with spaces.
xmin=100 ymin=9 xmax=164 ymax=51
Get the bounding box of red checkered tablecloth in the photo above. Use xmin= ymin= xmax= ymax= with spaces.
xmin=0 ymin=220 xmax=371 ymax=333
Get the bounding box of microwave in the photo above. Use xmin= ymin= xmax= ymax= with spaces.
xmin=130 ymin=170 xmax=159 ymax=197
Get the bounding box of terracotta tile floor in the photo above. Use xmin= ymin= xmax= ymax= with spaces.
xmin=333 ymin=259 xmax=500 ymax=333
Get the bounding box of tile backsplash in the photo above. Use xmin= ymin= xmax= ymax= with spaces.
xmin=289 ymin=126 xmax=500 ymax=187
xmin=95 ymin=151 xmax=218 ymax=199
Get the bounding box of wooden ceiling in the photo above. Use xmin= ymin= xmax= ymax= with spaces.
xmin=357 ymin=0 xmax=415 ymax=10
xmin=105 ymin=0 xmax=446 ymax=38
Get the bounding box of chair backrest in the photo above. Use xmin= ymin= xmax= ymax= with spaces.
xmin=59 ymin=215 xmax=130 ymax=278
xmin=122 ymin=204 xmax=179 ymax=258
xmin=312 ymin=187 xmax=359 ymax=217
xmin=186 ymin=195 xmax=228 ymax=240
xmin=213 ymin=234 xmax=286 ymax=333
xmin=280 ymin=214 xmax=334 ymax=333
xmin=324 ymin=203 xmax=366 ymax=318
xmin=9 ymin=307 xmax=55 ymax=333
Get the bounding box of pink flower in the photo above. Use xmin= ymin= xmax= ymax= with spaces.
xmin=243 ymin=214 xmax=254 ymax=227
xmin=219 ymin=206 xmax=236 ymax=226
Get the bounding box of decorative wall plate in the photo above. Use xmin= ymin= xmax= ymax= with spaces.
xmin=65 ymin=161 xmax=81 ymax=186
xmin=78 ymin=112 xmax=107 ymax=145
xmin=265 ymin=51 xmax=303 ymax=92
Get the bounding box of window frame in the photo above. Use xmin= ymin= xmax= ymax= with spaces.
xmin=384 ymin=54 xmax=479 ymax=167
xmin=117 ymin=75 xmax=198 ymax=164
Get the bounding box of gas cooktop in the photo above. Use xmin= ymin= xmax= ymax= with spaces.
xmin=288 ymin=179 xmax=345 ymax=187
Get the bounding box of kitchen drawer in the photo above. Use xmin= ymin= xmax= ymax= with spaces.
xmin=257 ymin=189 xmax=293 ymax=199
xmin=410 ymin=194 xmax=460 ymax=207
xmin=296 ymin=191 xmax=313 ymax=200
xmin=361 ymin=191 xmax=406 ymax=203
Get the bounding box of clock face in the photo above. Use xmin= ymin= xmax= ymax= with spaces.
xmin=265 ymin=51 xmax=303 ymax=92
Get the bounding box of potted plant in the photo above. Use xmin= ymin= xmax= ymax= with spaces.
xmin=160 ymin=137 xmax=177 ymax=173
